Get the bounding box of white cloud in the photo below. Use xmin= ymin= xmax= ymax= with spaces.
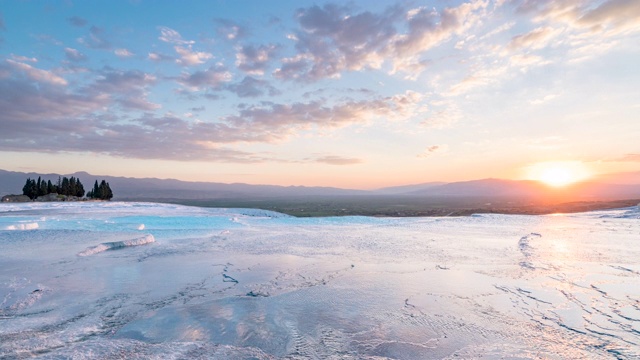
xmin=115 ymin=48 xmax=134 ymax=58
xmin=235 ymin=44 xmax=279 ymax=75
xmin=64 ymin=47 xmax=87 ymax=62
xmin=507 ymin=26 xmax=562 ymax=50
xmin=6 ymin=59 xmax=67 ymax=86
xmin=278 ymin=1 xmax=488 ymax=81
xmin=178 ymin=65 xmax=232 ymax=91
xmin=174 ymin=46 xmax=213 ymax=66
xmin=10 ymin=54 xmax=37 ymax=63
xmin=158 ymin=26 xmax=194 ymax=45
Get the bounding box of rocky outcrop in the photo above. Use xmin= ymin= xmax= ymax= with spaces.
xmin=1 ymin=194 xmax=31 ymax=202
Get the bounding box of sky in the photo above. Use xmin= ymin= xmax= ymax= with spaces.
xmin=0 ymin=0 xmax=639 ymax=189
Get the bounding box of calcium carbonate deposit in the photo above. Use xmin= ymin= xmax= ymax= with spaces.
xmin=1 ymin=202 xmax=639 ymax=359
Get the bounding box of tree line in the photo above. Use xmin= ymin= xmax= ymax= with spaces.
xmin=22 ymin=176 xmax=113 ymax=200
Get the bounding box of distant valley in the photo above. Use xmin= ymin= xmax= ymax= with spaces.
xmin=1 ymin=169 xmax=639 ymax=216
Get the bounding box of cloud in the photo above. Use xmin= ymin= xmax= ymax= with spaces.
xmin=68 ymin=16 xmax=87 ymax=27
xmin=225 ymin=76 xmax=281 ymax=98
xmin=115 ymin=48 xmax=134 ymax=58
xmin=417 ymin=144 xmax=448 ymax=158
xmin=0 ymin=76 xmax=108 ymax=140
xmin=158 ymin=26 xmax=194 ymax=45
xmin=177 ymin=64 xmax=232 ymax=91
xmin=515 ymin=0 xmax=640 ymax=35
xmin=0 ymin=63 xmax=427 ymax=162
xmin=273 ymin=1 xmax=487 ymax=81
xmin=507 ymin=26 xmax=561 ymax=50
xmin=148 ymin=52 xmax=173 ymax=62
xmin=313 ymin=155 xmax=363 ymax=165
xmin=78 ymin=26 xmax=111 ymax=49
xmin=235 ymin=44 xmax=280 ymax=75
xmin=215 ymin=18 xmax=249 ymax=41
xmin=6 ymin=59 xmax=67 ymax=86
xmin=174 ymin=46 xmax=213 ymax=66
xmin=88 ymin=68 xmax=159 ymax=111
xmin=579 ymin=0 xmax=640 ymax=32
xmin=64 ymin=47 xmax=87 ymax=62
xmin=10 ymin=54 xmax=37 ymax=63
xmin=224 ymin=91 xmax=426 ymax=141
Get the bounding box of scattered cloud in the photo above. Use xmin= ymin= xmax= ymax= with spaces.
xmin=177 ymin=64 xmax=232 ymax=91
xmin=224 ymin=90 xmax=426 ymax=141
xmin=215 ymin=18 xmax=249 ymax=41
xmin=78 ymin=26 xmax=111 ymax=49
xmin=148 ymin=52 xmax=173 ymax=62
xmin=507 ymin=26 xmax=561 ymax=50
xmin=417 ymin=144 xmax=448 ymax=158
xmin=158 ymin=26 xmax=194 ymax=45
xmin=6 ymin=59 xmax=67 ymax=86
xmin=115 ymin=48 xmax=134 ymax=58
xmin=10 ymin=54 xmax=37 ymax=63
xmin=88 ymin=68 xmax=159 ymax=110
xmin=274 ymin=1 xmax=488 ymax=81
xmin=174 ymin=46 xmax=213 ymax=66
xmin=578 ymin=0 xmax=640 ymax=33
xmin=68 ymin=16 xmax=87 ymax=27
xmin=225 ymin=76 xmax=280 ymax=98
xmin=0 ymin=75 xmax=108 ymax=139
xmin=64 ymin=47 xmax=87 ymax=62
xmin=515 ymin=0 xmax=640 ymax=36
xmin=235 ymin=44 xmax=280 ymax=75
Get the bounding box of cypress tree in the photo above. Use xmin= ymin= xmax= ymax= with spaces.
xmin=76 ymin=179 xmax=85 ymax=197
xmin=29 ymin=179 xmax=37 ymax=199
xmin=39 ymin=180 xmax=48 ymax=197
xmin=22 ymin=178 xmax=33 ymax=199
xmin=36 ymin=177 xmax=45 ymax=197
xmin=47 ymin=180 xmax=54 ymax=194
xmin=92 ymin=180 xmax=99 ymax=199
xmin=61 ymin=177 xmax=70 ymax=196
xmin=105 ymin=182 xmax=113 ymax=200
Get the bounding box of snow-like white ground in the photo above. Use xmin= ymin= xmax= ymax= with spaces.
xmin=1 ymin=202 xmax=639 ymax=359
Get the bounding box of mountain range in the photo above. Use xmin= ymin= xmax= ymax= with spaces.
xmin=1 ymin=169 xmax=640 ymax=203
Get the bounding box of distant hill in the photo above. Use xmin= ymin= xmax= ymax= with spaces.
xmin=1 ymin=169 xmax=639 ymax=203
xmin=374 ymin=182 xmax=446 ymax=194
xmin=0 ymin=169 xmax=368 ymax=199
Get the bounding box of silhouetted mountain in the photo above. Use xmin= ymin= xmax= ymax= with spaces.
xmin=1 ymin=169 xmax=639 ymax=202
xmin=402 ymin=178 xmax=640 ymax=201
xmin=0 ymin=169 xmax=367 ymax=199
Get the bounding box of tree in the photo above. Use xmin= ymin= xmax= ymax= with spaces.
xmin=75 ymin=179 xmax=85 ymax=197
xmin=47 ymin=180 xmax=54 ymax=194
xmin=22 ymin=178 xmax=37 ymax=200
xmin=60 ymin=177 xmax=70 ymax=196
xmin=38 ymin=177 xmax=48 ymax=197
xmin=91 ymin=180 xmax=99 ymax=199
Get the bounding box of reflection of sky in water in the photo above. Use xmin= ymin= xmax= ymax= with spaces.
xmin=1 ymin=202 xmax=639 ymax=359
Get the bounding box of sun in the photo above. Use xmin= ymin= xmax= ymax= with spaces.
xmin=539 ymin=167 xmax=574 ymax=187
xmin=526 ymin=161 xmax=591 ymax=187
